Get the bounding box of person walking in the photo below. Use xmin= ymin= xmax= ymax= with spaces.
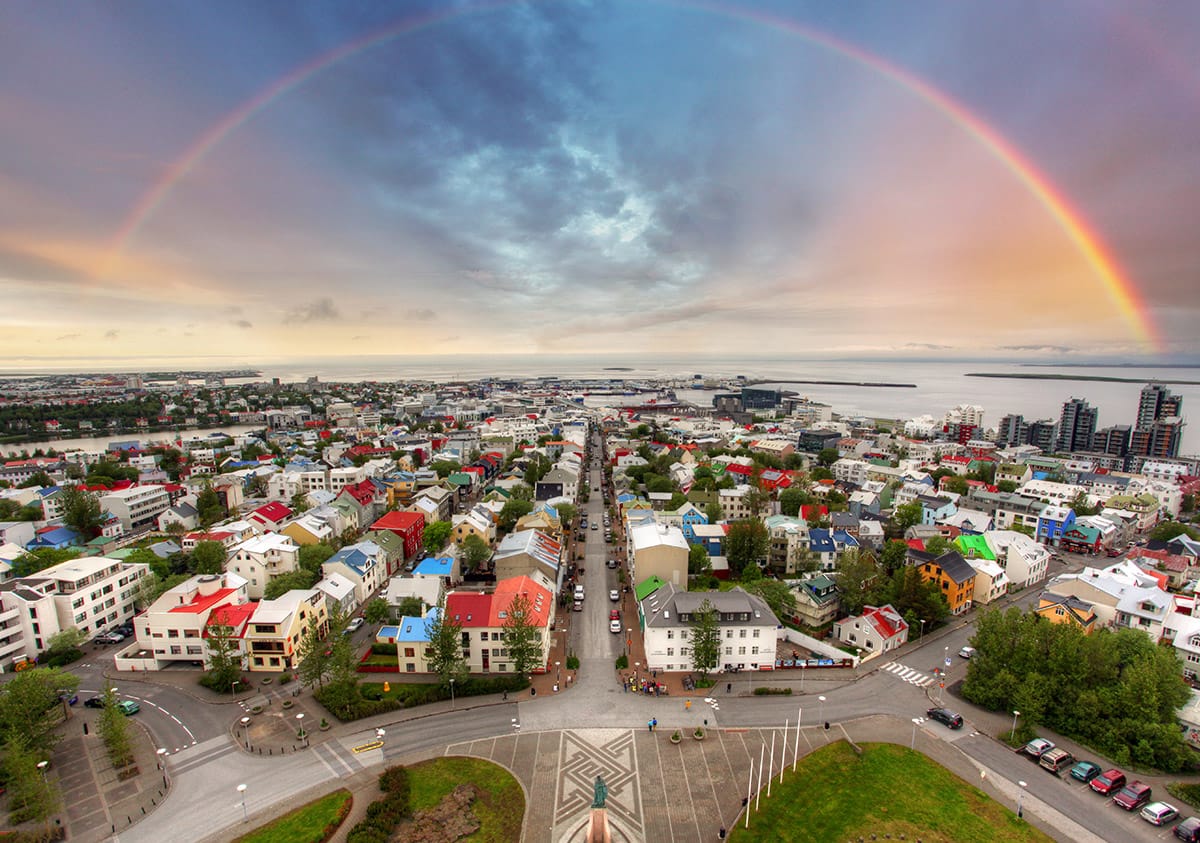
xmin=685 ymin=699 xmax=692 ymax=711
xmin=652 ymin=717 xmax=658 ymax=731
xmin=648 ymin=719 xmax=654 ymax=732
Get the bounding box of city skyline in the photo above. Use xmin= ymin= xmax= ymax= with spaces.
xmin=3 ymin=1 xmax=1199 ymax=364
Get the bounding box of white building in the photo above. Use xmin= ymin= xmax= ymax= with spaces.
xmin=227 ymin=533 xmax=301 ymax=599
xmin=129 ymin=572 xmax=250 ymax=670
xmin=639 ymin=582 xmax=779 ymax=674
xmin=100 ymin=485 xmax=171 ymax=532
xmin=984 ymin=530 xmax=1050 ymax=590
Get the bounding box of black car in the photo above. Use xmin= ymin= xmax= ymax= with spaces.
xmin=926 ymin=707 xmax=964 ymax=729
xmin=84 ymin=696 xmax=106 ymax=709
xmin=1175 ymin=816 xmax=1200 ymax=842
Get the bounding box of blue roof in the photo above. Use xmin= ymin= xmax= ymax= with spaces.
xmin=394 ymin=609 xmax=439 ymax=642
xmin=327 ymin=547 xmax=373 ymax=576
xmin=832 ymin=530 xmax=859 ymax=547
xmin=808 ymin=528 xmax=835 ymax=552
xmin=415 ymin=556 xmax=453 ymax=576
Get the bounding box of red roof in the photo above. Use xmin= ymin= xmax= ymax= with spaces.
xmin=905 ymin=539 xmax=926 ymax=551
xmin=204 ymin=602 xmax=257 ymax=636
xmin=252 ymin=502 xmax=293 ymax=524
xmin=445 ymin=592 xmax=493 ymax=627
xmin=862 ymin=604 xmax=907 ymax=640
xmin=800 ymin=505 xmax=829 ymax=521
xmin=169 ymin=587 xmax=237 ymax=614
xmin=491 ymin=576 xmax=553 ymax=627
xmin=340 ymin=480 xmax=376 ymax=506
xmin=726 ymin=464 xmax=754 ymax=476
xmin=371 ymin=511 xmax=425 ymax=533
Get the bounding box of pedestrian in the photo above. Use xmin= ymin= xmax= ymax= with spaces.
xmin=503 ymin=690 xmax=508 ymax=701
xmin=652 ymin=717 xmax=658 ymax=731
xmin=648 ymin=720 xmax=653 ymax=732
xmin=685 ymin=699 xmax=692 ymax=711
xmin=727 ymin=682 xmax=732 ymax=693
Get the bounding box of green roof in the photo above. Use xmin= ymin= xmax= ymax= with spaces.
xmin=446 ymin=472 xmax=473 ymax=487
xmin=954 ymin=534 xmax=996 ymax=561
xmin=635 ymin=575 xmax=666 ymax=602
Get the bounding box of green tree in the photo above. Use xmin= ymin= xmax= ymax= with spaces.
xmin=817 ymin=448 xmax=840 ymax=467
xmin=96 ymin=683 xmax=134 ymax=767
xmin=263 ymin=568 xmax=318 ymax=599
xmin=880 ymin=539 xmax=909 ymax=574
xmin=191 ymin=540 xmax=227 ymax=575
xmin=997 ymin=480 xmax=1018 ymax=493
xmin=290 ymin=490 xmax=311 ymax=514
xmin=892 ymin=501 xmax=923 ymax=533
xmin=1150 ymin=521 xmax=1199 ymax=542
xmin=0 ymin=666 xmax=79 ymax=754
xmin=18 ymin=471 xmax=53 ymax=489
xmin=556 ymin=503 xmax=578 ymax=526
xmin=688 ymin=543 xmax=712 ymax=576
xmin=41 ymin=627 xmax=86 ymax=667
xmin=942 ymin=475 xmax=968 ymax=496
xmin=923 ymin=536 xmax=950 ymax=557
xmin=1070 ymin=492 xmax=1097 ymax=517
xmin=705 ymin=502 xmax=723 ymax=524
xmin=196 ymin=483 xmax=225 ymax=528
xmin=740 ymin=562 xmax=763 ymax=583
xmin=429 ymin=460 xmax=462 ymax=479
xmin=201 ymin=609 xmax=244 ymax=692
xmin=299 ymin=542 xmax=336 ymax=575
xmin=324 ymin=604 xmax=358 ymax=687
xmin=3 ymin=737 xmax=61 ymax=829
xmin=502 ymin=592 xmax=544 ymax=679
xmin=425 ymin=595 xmax=466 ymax=687
xmin=724 ymin=519 xmax=769 ymax=577
xmin=364 ymin=598 xmax=391 ymax=625
xmin=423 ymin=520 xmax=453 ymax=553
xmin=510 ymin=483 xmax=533 ymax=501
xmin=295 ymin=616 xmax=332 ymax=690
xmin=689 ymin=598 xmax=721 ymax=680
xmin=778 ymin=486 xmax=811 ymax=517
xmin=0 ymin=498 xmax=40 ymax=521
xmin=742 ymin=578 xmax=797 ymax=622
xmin=460 ymin=534 xmax=492 ymax=573
xmin=11 ymin=547 xmax=82 ymax=578
xmin=835 ymin=550 xmax=879 ymax=616
xmin=498 ymin=498 xmax=534 ymax=532
xmin=58 ymin=485 xmax=102 ymax=538
xmin=396 ymin=596 xmax=425 ymax=618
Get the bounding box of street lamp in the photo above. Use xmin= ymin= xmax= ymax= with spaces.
xmin=231 ymin=678 xmax=240 ymax=697
xmin=818 ymin=695 xmax=827 ymax=726
xmin=800 ymin=662 xmax=805 ymax=692
xmin=36 ymin=760 xmax=48 ymax=782
xmin=449 ymin=677 xmax=456 ymax=709
xmin=296 ymin=713 xmax=307 ymax=747
xmin=1011 ymin=710 xmax=1020 ymax=739
xmin=911 ymin=717 xmax=921 ymax=749
xmin=1017 ymin=780 xmax=1027 ymax=818
xmin=241 ymin=715 xmax=252 ymax=750
xmin=376 ymin=727 xmax=386 ymax=747
xmin=919 ymin=618 xmax=927 ymax=639
xmin=555 ymin=660 xmax=561 ymax=684
xmin=237 ymin=783 xmax=248 ymax=822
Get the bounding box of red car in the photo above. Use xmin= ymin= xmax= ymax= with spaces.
xmin=1113 ymin=782 xmax=1152 ymax=811
xmin=1090 ymin=769 xmax=1126 ymax=796
xmin=609 ymin=609 xmax=620 ymax=621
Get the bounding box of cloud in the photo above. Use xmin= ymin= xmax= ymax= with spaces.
xmin=999 ymin=344 xmax=1076 ymax=354
xmin=351 ymin=334 xmax=370 ymax=340
xmin=410 ymin=308 xmax=437 ymax=321
xmin=56 ymin=333 xmax=80 ymax=341
xmin=901 ymin=343 xmax=951 ymax=351
xmin=104 ymin=329 xmax=119 ymax=340
xmin=283 ymin=297 xmax=341 ymax=324
xmin=233 ymin=319 xmax=253 ymax=329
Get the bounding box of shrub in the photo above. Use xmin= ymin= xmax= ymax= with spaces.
xmin=615 ymin=655 xmax=628 ymax=670
xmin=279 ymin=673 xmax=293 ymax=686
xmin=753 ymin=687 xmax=793 ymax=696
xmin=566 ymin=654 xmax=580 ymax=671
xmin=1168 ymin=782 xmax=1200 ymax=809
xmin=315 ymin=676 xmax=529 ymax=722
xmin=371 ymin=642 xmax=398 ymax=656
xmin=345 ymin=766 xmax=411 ymax=843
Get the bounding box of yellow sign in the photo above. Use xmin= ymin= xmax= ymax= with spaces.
xmin=352 ymin=740 xmax=384 ymax=754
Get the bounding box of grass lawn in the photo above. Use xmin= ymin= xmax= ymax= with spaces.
xmin=729 ymin=742 xmax=1052 ymax=843
xmin=232 ymin=788 xmax=351 ymax=843
xmin=407 ymin=756 xmax=525 ymax=842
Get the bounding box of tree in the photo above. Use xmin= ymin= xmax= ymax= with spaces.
xmin=510 ymin=483 xmax=533 ymax=501
xmin=191 ymin=540 xmax=227 ymax=575
xmin=96 ymin=682 xmax=134 ymax=767
xmin=429 ymin=460 xmax=462 ymax=479
xmin=555 ymin=503 xmax=578 ymax=526
xmin=835 ymin=551 xmax=879 ymax=616
xmin=1150 ymin=521 xmax=1199 ymax=542
xmin=778 ymin=486 xmax=811 ymax=518
xmin=880 ymin=539 xmax=909 ymax=574
xmin=196 ymin=483 xmax=225 ymax=528
xmin=201 ymin=609 xmax=244 ymax=692
xmin=290 ymin=490 xmax=311 ymax=514
xmin=299 ymin=542 xmax=336 ymax=575
xmin=892 ymin=501 xmax=923 ymax=533
xmin=460 ymin=534 xmax=492 ymax=573
xmin=740 ymin=562 xmax=763 ymax=583
xmin=742 ymin=579 xmax=797 ymax=622
xmin=817 ymin=448 xmax=840 ymax=467
xmin=0 ymin=666 xmax=79 ymax=754
xmin=425 ymin=595 xmax=466 ymax=687
xmin=295 ymin=616 xmax=332 ymax=690
xmin=41 ymin=627 xmax=86 ymax=667
xmin=942 ymin=475 xmax=968 ymax=496
xmin=3 ymin=737 xmax=61 ymax=829
xmin=503 ymin=592 xmax=544 ymax=679
xmin=923 ymin=536 xmax=950 ymax=557
xmin=11 ymin=547 xmax=82 ymax=579
xmin=498 ymin=498 xmax=534 ymax=532
xmin=743 ymin=483 xmax=772 ymax=519
xmin=19 ymin=471 xmax=53 ymax=488
xmin=688 ymin=543 xmax=712 ymax=576
xmin=724 ymin=519 xmax=769 ymax=578
xmin=364 ymin=598 xmax=391 ymax=625
xmin=263 ymin=568 xmax=318 ymax=599
xmin=689 ymin=599 xmax=721 ymax=680
xmin=705 ymin=502 xmax=723 ymax=524
xmin=396 ymin=596 xmax=425 ymax=618
xmin=324 ymin=604 xmax=359 ymax=687
xmin=58 ymin=485 xmax=103 ymax=538
xmin=423 ymin=520 xmax=453 ymax=553
xmin=997 ymin=480 xmax=1019 ymax=493
xmin=0 ymin=498 xmax=40 ymax=521
xmin=1070 ymin=492 xmax=1097 ymax=518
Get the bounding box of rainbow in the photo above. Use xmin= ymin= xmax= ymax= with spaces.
xmin=102 ymin=0 xmax=1162 ymax=351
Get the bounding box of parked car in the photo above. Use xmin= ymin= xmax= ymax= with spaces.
xmin=344 ymin=618 xmax=365 ymax=635
xmin=1090 ymin=769 xmax=1126 ymax=796
xmin=1039 ymin=748 xmax=1075 ymax=775
xmin=957 ymin=646 xmax=976 ymax=659
xmin=116 ymin=700 xmax=140 ymax=716
xmin=609 ymin=609 xmax=620 ymax=621
xmin=609 ymin=589 xmax=620 ymax=602
xmin=1113 ymin=782 xmax=1153 ymax=811
xmin=58 ymin=691 xmax=78 ymax=706
xmin=1174 ymin=816 xmax=1200 ymax=841
xmin=609 ymin=619 xmax=622 ymax=634
xmin=591 ymin=523 xmax=598 ymax=530
xmin=607 ymin=559 xmax=618 ymax=569
xmin=1069 ymin=760 xmax=1102 ymax=783
xmin=1142 ymin=802 xmax=1180 ymax=826
xmin=1021 ymin=738 xmax=1055 ymax=759
xmin=573 ymin=600 xmax=583 ymax=612
xmin=84 ymin=696 xmax=105 ymax=709
xmin=926 ymin=708 xmax=963 ymax=729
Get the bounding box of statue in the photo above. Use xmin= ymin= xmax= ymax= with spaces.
xmin=592 ymin=775 xmax=608 ymax=809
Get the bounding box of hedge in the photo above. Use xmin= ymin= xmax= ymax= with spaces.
xmin=315 ymin=675 xmax=530 ymax=722
xmin=345 ymin=766 xmax=411 ymax=843
xmin=753 ymin=687 xmax=793 ymax=696
xmin=371 ymin=643 xmax=398 ymax=656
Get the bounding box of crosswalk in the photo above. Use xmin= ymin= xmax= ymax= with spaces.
xmin=881 ymin=662 xmax=937 ymax=687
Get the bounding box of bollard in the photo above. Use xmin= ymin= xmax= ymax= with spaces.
xmin=141 ymin=807 xmax=146 ymax=814
xmin=269 ymin=748 xmax=272 ymax=755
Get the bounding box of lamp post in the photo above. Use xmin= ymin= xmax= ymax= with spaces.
xmin=1011 ymin=710 xmax=1020 ymax=739
xmin=555 ymin=660 xmax=561 ymax=684
xmin=449 ymin=677 xmax=455 ymax=709
xmin=911 ymin=717 xmax=921 ymax=749
xmin=236 ymin=783 xmax=248 ymax=822
xmin=818 ymin=695 xmax=826 ymax=726
xmin=800 ymin=662 xmax=805 ymax=692
xmin=241 ymin=715 xmax=252 ymax=750
xmin=36 ymin=760 xmax=48 ymax=782
xmin=232 ymin=678 xmax=240 ymax=697
xmin=919 ymin=618 xmax=926 ymax=639
xmin=156 ymin=747 xmax=167 ymax=769
xmin=296 ymin=713 xmax=307 ymax=748
xmin=1017 ymin=780 xmax=1027 ymax=818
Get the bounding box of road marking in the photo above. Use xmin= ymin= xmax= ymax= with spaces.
xmin=351 ymin=739 xmax=383 ymax=753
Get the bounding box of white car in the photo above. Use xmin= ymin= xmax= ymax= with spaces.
xmin=610 ymin=589 xmax=620 ymax=602
xmin=344 ymin=617 xmax=365 ymax=635
xmin=958 ymin=646 xmax=976 ymax=659
xmin=1141 ymin=802 xmax=1179 ymax=826
xmin=609 ymin=619 xmax=622 ymax=634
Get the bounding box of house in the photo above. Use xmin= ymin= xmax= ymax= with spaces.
xmin=1061 ymin=524 xmax=1102 ymax=556
xmin=453 ymin=507 xmax=496 ymax=546
xmin=492 ymin=529 xmax=562 ymax=585
xmin=282 ymin=512 xmax=336 ymax=546
xmin=370 ymin=511 xmax=426 ymax=561
xmin=322 ymin=541 xmax=388 ymax=604
xmin=1033 ymin=593 xmax=1098 ymax=633
xmin=157 ymin=501 xmax=199 ymax=532
xmin=1037 ymin=504 xmax=1076 ymax=547
xmin=390 ymin=609 xmax=438 ymax=674
xmin=100 ymin=485 xmax=172 ymax=532
xmin=940 ymin=508 xmax=993 ymax=534
xmin=639 ymin=582 xmax=779 ymax=673
xmin=243 ymin=589 xmax=327 ymax=672
xmin=360 ymin=529 xmax=407 ymax=576
xmin=226 ymin=533 xmax=301 ymax=600
xmin=314 ymin=571 xmax=359 ymax=616
xmin=26 ymin=526 xmax=80 ymax=551
xmin=629 ymin=523 xmax=689 ymax=589
xmin=128 ymin=572 xmax=251 ymax=670
xmin=967 ymin=558 xmax=1009 ymax=605
xmin=444 ymin=575 xmax=554 ymax=674
xmin=917 ymin=495 xmax=957 ymax=526
xmin=833 ymin=604 xmax=908 ymax=655
xmin=385 ymin=573 xmax=442 ymax=615
xmin=247 ymin=502 xmax=294 ymax=534
xmin=692 ymin=524 xmax=726 ymax=559
xmin=917 ymin=551 xmax=977 ymax=616
xmin=984 ymin=530 xmax=1051 ymax=590
xmin=791 ymin=574 xmax=840 ymax=629
xmin=414 ymin=555 xmax=460 ymax=586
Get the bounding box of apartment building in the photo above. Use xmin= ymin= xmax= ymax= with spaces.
xmin=131 ymin=572 xmax=250 ymax=670
xmin=444 ymin=576 xmax=554 ymax=674
xmin=227 ymin=533 xmax=301 ymax=599
xmin=100 ymin=485 xmax=171 ymax=532
xmin=639 ymin=582 xmax=779 ymax=673
xmin=244 ymin=589 xmax=327 ymax=672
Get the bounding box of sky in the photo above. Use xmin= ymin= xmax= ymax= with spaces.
xmin=2 ymin=0 xmax=1199 ymax=367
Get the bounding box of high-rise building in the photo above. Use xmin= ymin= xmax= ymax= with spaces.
xmin=1092 ymin=424 xmax=1131 ymax=457
xmin=1057 ymin=398 xmax=1098 ymax=453
xmin=997 ymin=414 xmax=1027 ymax=447
xmin=1027 ymin=419 xmax=1059 ymax=452
xmin=1130 ymin=417 xmax=1185 ymax=459
xmin=1137 ymin=383 xmax=1183 ymax=429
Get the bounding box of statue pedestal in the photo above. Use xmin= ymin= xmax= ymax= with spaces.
xmin=587 ymin=808 xmax=612 ymax=843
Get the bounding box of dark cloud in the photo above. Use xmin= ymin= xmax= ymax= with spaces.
xmin=233 ymin=319 xmax=252 ymax=329
xmin=410 ymin=308 xmax=436 ymax=321
xmin=283 ymin=297 xmax=340 ymax=324
xmin=104 ymin=329 xmax=119 ymax=340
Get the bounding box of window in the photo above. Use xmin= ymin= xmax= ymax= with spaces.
xmin=667 ymin=630 xmax=674 ymax=639
xmin=168 ymin=629 xmax=179 ymax=638
xmin=404 ymin=647 xmax=415 ymax=657
xmin=680 ymin=631 xmax=688 ymax=640
xmin=738 ymin=646 xmax=746 ymax=655
xmin=481 ymin=632 xmax=489 ymax=641
xmin=739 ymin=629 xmax=746 ymax=638
xmin=725 ymin=647 xmax=733 ymax=655
xmin=406 ymin=663 xmax=415 ymax=672
xmin=751 ymin=646 xmax=759 ymax=655
xmin=666 ymin=648 xmax=674 ymax=657
xmin=680 ymin=647 xmax=689 ymax=656
xmin=725 ymin=629 xmax=733 ymax=639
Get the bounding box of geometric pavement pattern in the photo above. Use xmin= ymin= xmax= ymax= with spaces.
xmin=554 ymin=729 xmax=642 ymax=841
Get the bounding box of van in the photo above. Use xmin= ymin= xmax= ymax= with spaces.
xmin=1039 ymin=747 xmax=1075 ymax=775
